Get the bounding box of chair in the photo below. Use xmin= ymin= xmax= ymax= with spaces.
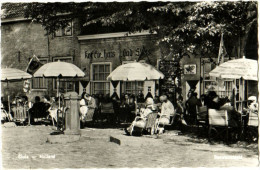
xmin=153 ymin=114 xmax=175 ymax=134
xmin=196 ymin=106 xmax=208 ymax=130
xmin=129 ymin=111 xmax=158 ymax=136
xmin=85 ymin=108 xmax=96 ymax=122
xmin=1 ymin=108 xmax=11 ymax=122
xmin=100 ymin=102 xmax=114 ymax=123
xmin=81 ymin=107 xmax=98 ymax=128
xmin=29 ymin=102 xmax=48 ymax=123
xmin=12 ymin=105 xmax=29 ymax=125
xmin=208 ymin=109 xmax=229 ymax=143
xmin=248 ymin=111 xmax=258 ymax=127
xmin=144 ymin=112 xmax=158 ymax=135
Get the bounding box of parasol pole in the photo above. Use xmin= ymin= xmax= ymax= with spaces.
xmin=6 ymin=81 xmax=11 ymax=121
xmin=8 ymin=95 xmax=11 ymax=119
xmin=57 ymin=77 xmax=60 ymax=131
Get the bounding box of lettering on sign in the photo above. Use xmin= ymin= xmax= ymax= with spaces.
xmin=84 ymin=46 xmax=151 ymax=59
xmin=85 ymin=50 xmax=115 ymax=59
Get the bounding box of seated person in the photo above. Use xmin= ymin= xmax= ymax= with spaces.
xmin=28 ymin=96 xmax=47 ymax=123
xmin=43 ymin=95 xmax=51 ymax=111
xmin=247 ymin=96 xmax=258 ymax=114
xmin=242 ymin=96 xmax=258 ymax=126
xmin=1 ymin=97 xmax=13 ymax=121
xmin=206 ymin=91 xmax=241 ymax=128
xmin=48 ymin=97 xmax=59 ymax=125
xmin=81 ymin=93 xmax=97 ymax=122
xmin=79 ymin=92 xmax=88 ymax=121
xmin=125 ymin=97 xmax=156 ymax=135
xmin=158 ymin=95 xmax=175 ymax=125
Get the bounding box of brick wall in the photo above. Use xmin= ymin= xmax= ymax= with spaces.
xmin=1 ymin=19 xmax=81 ymax=101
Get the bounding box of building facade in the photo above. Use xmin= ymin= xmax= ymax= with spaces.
xmin=1 ymin=3 xmax=258 ymax=107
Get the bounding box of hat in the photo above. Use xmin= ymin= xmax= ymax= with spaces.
xmin=146 ymin=97 xmax=154 ymax=105
xmin=248 ymin=96 xmax=257 ymax=102
xmin=159 ymin=95 xmax=167 ymax=102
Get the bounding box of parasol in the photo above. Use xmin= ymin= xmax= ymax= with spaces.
xmin=107 ymin=62 xmax=164 ymax=81
xmin=1 ymin=68 xmax=32 ymax=120
xmin=209 ymin=58 xmax=258 ymax=81
xmin=33 ymin=60 xmax=85 ymax=130
xmin=1 ymin=68 xmax=32 ymax=81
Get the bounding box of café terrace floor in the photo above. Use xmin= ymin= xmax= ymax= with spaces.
xmin=1 ymin=123 xmax=258 ymax=169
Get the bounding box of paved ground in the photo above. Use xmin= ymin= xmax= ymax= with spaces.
xmin=1 ymin=124 xmax=259 ymax=169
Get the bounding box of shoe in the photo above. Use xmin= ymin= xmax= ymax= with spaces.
xmin=124 ymin=127 xmax=130 ymax=135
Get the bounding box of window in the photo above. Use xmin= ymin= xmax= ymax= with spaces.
xmin=53 ymin=57 xmax=74 ymax=91
xmin=32 ymin=58 xmax=48 ymax=89
xmin=122 ymin=81 xmax=144 ymax=95
xmin=218 ymin=81 xmax=233 ymax=98
xmin=91 ymin=63 xmax=111 ymax=95
xmin=204 ymin=80 xmax=233 ymax=98
xmin=54 ymin=21 xmax=72 ymax=37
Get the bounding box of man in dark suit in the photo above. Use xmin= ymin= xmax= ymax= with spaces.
xmin=185 ymin=92 xmax=202 ymax=125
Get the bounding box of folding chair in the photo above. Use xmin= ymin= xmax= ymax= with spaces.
xmin=208 ymin=109 xmax=229 ymax=143
xmin=144 ymin=112 xmax=158 ymax=135
xmin=12 ymin=105 xmax=29 ymax=125
xmin=129 ymin=111 xmax=158 ymax=136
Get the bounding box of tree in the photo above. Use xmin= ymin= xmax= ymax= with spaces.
xmin=22 ymin=1 xmax=257 ymax=59
xmin=86 ymin=1 xmax=257 ymax=59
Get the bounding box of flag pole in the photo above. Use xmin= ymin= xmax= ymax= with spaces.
xmin=217 ymin=32 xmax=226 ymax=65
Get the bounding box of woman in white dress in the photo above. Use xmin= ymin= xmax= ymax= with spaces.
xmin=79 ymin=92 xmax=88 ymax=122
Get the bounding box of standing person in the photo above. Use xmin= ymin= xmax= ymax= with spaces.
xmin=120 ymin=94 xmax=131 ymax=123
xmin=185 ymin=92 xmax=202 ymax=125
xmin=137 ymin=90 xmax=145 ymax=103
xmin=112 ymin=96 xmax=120 ymax=124
xmin=128 ymin=95 xmax=136 ymax=122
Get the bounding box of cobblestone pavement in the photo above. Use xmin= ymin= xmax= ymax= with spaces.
xmin=1 ymin=125 xmax=259 ymax=169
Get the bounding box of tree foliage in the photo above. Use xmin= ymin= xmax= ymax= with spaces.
xmin=22 ymin=1 xmax=257 ymax=58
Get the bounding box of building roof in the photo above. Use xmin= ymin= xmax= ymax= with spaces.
xmin=1 ymin=3 xmax=27 ymax=19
